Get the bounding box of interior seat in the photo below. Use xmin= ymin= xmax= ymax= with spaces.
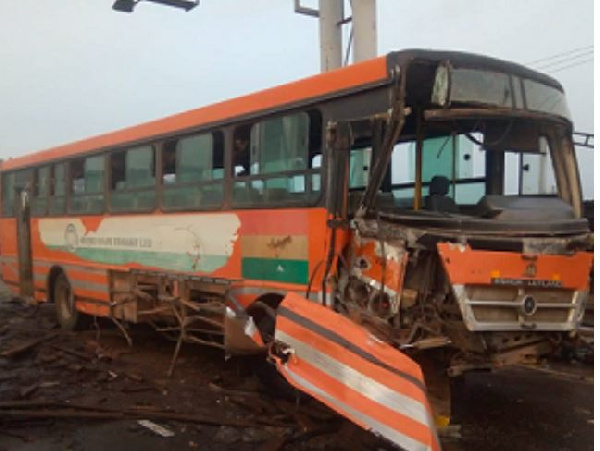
xmin=424 ymin=176 xmax=459 ymax=214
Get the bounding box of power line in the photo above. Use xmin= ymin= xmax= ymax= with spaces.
xmin=534 ymin=49 xmax=593 ymax=70
xmin=526 ymin=45 xmax=593 ymax=65
xmin=547 ymin=58 xmax=593 ymax=74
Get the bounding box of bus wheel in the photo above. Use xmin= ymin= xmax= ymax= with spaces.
xmin=54 ymin=273 xmax=85 ymax=330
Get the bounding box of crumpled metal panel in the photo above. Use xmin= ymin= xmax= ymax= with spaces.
xmin=271 ymin=293 xmax=440 ymax=451
xmin=223 ymin=307 xmax=265 ymax=354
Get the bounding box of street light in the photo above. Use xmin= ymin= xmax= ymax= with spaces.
xmin=112 ymin=0 xmax=199 ymax=13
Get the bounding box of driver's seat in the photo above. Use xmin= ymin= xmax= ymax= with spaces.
xmin=424 ymin=176 xmax=459 ymax=213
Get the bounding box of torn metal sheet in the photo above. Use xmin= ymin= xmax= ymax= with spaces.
xmin=223 ymin=306 xmax=265 ymax=354
xmin=271 ymin=293 xmax=440 ymax=451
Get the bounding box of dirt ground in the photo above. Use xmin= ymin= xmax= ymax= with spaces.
xmin=0 ymin=295 xmax=593 ymax=451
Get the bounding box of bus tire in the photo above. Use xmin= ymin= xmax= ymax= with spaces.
xmin=53 ymin=272 xmax=86 ymax=330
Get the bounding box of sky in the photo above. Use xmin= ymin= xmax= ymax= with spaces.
xmin=0 ymin=0 xmax=594 ymax=197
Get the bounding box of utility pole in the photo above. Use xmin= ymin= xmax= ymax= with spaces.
xmin=350 ymin=0 xmax=377 ymax=63
xmin=294 ymin=0 xmax=377 ymax=72
xmin=318 ymin=0 xmax=344 ymax=72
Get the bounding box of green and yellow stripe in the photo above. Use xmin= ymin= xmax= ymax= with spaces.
xmin=241 ymin=235 xmax=309 ymax=285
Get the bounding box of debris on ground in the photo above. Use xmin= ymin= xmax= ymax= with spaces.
xmin=137 ymin=420 xmax=176 ymax=438
xmin=0 ymin=301 xmax=381 ymax=450
xmin=0 ymin=297 xmax=594 ymax=450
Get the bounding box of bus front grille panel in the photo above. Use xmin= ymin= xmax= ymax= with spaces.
xmin=455 ymin=285 xmax=581 ymax=331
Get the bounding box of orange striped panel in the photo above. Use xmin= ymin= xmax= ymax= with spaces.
xmin=277 ymin=290 xmax=425 ymax=383
xmin=272 ymin=293 xmax=439 ymax=451
xmin=30 ymin=263 xmax=110 ymax=303
xmin=276 ymin=315 xmax=429 ymax=406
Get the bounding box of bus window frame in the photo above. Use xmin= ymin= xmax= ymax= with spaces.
xmin=48 ymin=161 xmax=68 ymax=217
xmin=229 ymin=108 xmax=325 ymax=210
xmin=159 ymin=130 xmax=226 ymax=213
xmin=107 ymin=143 xmax=158 ymax=215
xmin=67 ymin=153 xmax=107 ymax=216
xmin=2 ymin=107 xmax=327 ymax=218
xmin=31 ymin=165 xmax=51 ymax=217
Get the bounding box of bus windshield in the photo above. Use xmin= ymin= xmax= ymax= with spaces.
xmin=431 ymin=65 xmax=571 ymax=120
xmin=348 ymin=127 xmax=574 ymax=216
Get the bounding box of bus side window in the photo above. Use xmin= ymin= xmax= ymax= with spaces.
xmin=110 ymin=145 xmax=156 ymax=212
xmin=390 ymin=142 xmax=416 ymax=208
xmin=349 ymin=147 xmax=372 ymax=189
xmin=161 ymin=131 xmax=224 ymax=210
xmin=32 ymin=166 xmax=50 ymax=217
xmin=233 ymin=125 xmax=251 ymax=177
xmin=49 ymin=163 xmax=66 ymax=215
xmin=1 ymin=172 xmax=15 ymax=217
xmin=69 ymin=155 xmax=105 ymax=214
xmin=232 ymin=110 xmax=321 ymax=207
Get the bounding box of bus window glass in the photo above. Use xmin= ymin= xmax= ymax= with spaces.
xmin=349 ymin=148 xmax=371 ymax=189
xmin=503 ymin=138 xmax=557 ymax=196
xmin=387 ymin=134 xmax=487 ymax=210
xmin=32 ymin=166 xmax=50 ymax=216
xmin=453 ymin=135 xmax=486 ymax=205
xmin=177 ymin=134 xmax=214 ymax=181
xmin=523 ymin=79 xmax=570 ymax=119
xmin=232 ymin=111 xmax=321 ymax=207
xmin=49 ymin=163 xmax=66 ymax=215
xmin=311 ymin=154 xmax=322 ymax=192
xmin=454 ymin=182 xmax=486 ymax=204
xmin=422 ymin=137 xmax=453 ymax=195
xmin=449 ymin=69 xmax=513 ymax=108
xmin=521 ymin=138 xmax=557 ymax=195
xmin=162 ymin=131 xmax=224 ymax=210
xmin=1 ymin=172 xmax=15 ymax=217
xmin=233 ymin=125 xmax=251 ymax=177
xmin=111 ymin=145 xmax=156 ymax=212
xmin=250 ymin=113 xmax=309 ymax=174
xmin=34 ymin=166 xmax=50 ymax=197
xmin=512 ymin=76 xmax=524 ymax=109
xmin=3 ymin=170 xmax=33 ymax=216
xmin=69 ymin=155 xmax=105 ymax=214
xmin=390 ymin=142 xmax=415 ymax=207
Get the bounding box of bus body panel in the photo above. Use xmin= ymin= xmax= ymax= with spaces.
xmin=1 ymin=208 xmax=330 ymax=315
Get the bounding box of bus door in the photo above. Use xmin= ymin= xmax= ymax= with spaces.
xmin=15 ymin=187 xmax=34 ymax=300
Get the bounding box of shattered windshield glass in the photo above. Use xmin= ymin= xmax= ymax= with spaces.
xmin=432 ymin=65 xmax=571 ymax=120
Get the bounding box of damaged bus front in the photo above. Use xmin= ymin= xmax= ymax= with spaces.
xmin=318 ymin=51 xmax=593 ymax=422
xmin=264 ymin=51 xmax=592 ymax=438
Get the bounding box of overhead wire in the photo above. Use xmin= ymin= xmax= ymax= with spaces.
xmin=526 ymin=45 xmax=593 ymax=65
xmin=533 ymin=49 xmax=593 ymax=70
xmin=546 ymin=57 xmax=593 ymax=73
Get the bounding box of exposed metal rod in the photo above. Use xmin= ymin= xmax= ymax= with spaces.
xmin=573 ymin=132 xmax=594 ymax=149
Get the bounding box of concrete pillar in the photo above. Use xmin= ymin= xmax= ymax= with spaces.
xmin=318 ymin=0 xmax=344 ymax=71
xmin=350 ymin=0 xmax=377 ymax=63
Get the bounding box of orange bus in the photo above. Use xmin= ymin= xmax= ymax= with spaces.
xmin=0 ymin=49 xmax=592 ymax=446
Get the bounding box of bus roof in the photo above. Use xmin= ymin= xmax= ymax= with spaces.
xmin=2 ymin=49 xmax=564 ymax=172
xmin=389 ymin=48 xmax=563 ymax=90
